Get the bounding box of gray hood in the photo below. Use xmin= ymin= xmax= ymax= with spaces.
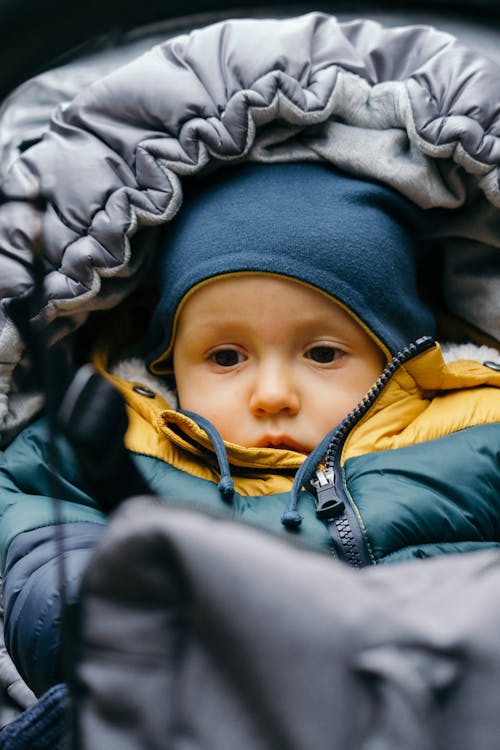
xmin=0 ymin=12 xmax=499 ymax=442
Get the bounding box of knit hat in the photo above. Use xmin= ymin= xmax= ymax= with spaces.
xmin=148 ymin=162 xmax=435 ymax=371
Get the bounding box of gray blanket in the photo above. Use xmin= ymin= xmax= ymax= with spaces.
xmin=75 ymin=496 xmax=500 ymax=750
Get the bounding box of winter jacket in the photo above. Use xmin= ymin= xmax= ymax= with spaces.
xmin=1 ymin=334 xmax=500 ymax=694
xmin=0 ymin=12 xmax=499 ymax=696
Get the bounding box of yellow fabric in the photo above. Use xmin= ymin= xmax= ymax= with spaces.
xmin=343 ymin=344 xmax=500 ymax=460
xmin=94 ymin=344 xmax=500 ymax=495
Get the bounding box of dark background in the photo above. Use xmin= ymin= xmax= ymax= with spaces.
xmin=1 ymin=0 xmax=500 ymax=101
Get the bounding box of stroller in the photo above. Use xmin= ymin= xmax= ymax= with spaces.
xmin=0 ymin=0 xmax=500 ymax=747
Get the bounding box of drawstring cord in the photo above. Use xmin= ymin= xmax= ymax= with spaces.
xmin=180 ymin=409 xmax=337 ymax=527
xmin=281 ymin=427 xmax=339 ymax=529
xmin=179 ymin=410 xmax=235 ymax=501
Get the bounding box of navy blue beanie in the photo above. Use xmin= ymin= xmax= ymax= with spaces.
xmin=148 ymin=162 xmax=435 ymax=371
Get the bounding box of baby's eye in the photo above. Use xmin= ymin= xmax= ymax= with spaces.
xmin=305 ymin=345 xmax=343 ymax=364
xmin=211 ymin=349 xmax=245 ymax=367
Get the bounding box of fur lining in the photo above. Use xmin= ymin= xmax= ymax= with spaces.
xmin=440 ymin=342 xmax=499 ymax=364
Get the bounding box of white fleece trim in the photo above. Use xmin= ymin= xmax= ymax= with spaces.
xmin=440 ymin=342 xmax=500 ymax=364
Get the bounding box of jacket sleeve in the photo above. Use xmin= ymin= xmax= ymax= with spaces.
xmin=0 ymin=417 xmax=106 ymax=696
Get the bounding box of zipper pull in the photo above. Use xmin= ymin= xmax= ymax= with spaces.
xmin=311 ymin=468 xmax=345 ymax=520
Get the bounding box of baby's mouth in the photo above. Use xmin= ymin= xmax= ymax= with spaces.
xmin=257 ymin=436 xmax=309 ymax=454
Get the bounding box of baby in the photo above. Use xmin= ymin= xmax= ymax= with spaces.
xmin=172 ymin=273 xmax=385 ymax=454
xmin=1 ymin=162 xmax=499 ymax=697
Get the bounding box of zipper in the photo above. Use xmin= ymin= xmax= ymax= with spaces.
xmin=311 ymin=467 xmax=371 ymax=567
xmin=311 ymin=336 xmax=436 ymax=568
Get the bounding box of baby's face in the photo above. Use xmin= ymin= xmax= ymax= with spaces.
xmin=173 ymin=275 xmax=386 ymax=453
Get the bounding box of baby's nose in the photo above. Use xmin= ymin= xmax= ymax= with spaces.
xmin=249 ymin=363 xmax=300 ymax=416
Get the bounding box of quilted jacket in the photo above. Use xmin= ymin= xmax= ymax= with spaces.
xmin=0 ymin=12 xmax=499 ymax=697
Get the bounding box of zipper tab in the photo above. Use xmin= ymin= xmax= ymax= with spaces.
xmin=312 ymin=468 xmax=345 ymax=520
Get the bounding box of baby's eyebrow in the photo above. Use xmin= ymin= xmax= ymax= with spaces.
xmin=190 ymin=322 xmax=241 ymax=337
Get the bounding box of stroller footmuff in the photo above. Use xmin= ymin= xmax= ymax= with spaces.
xmin=0 ymin=4 xmax=500 ymax=748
